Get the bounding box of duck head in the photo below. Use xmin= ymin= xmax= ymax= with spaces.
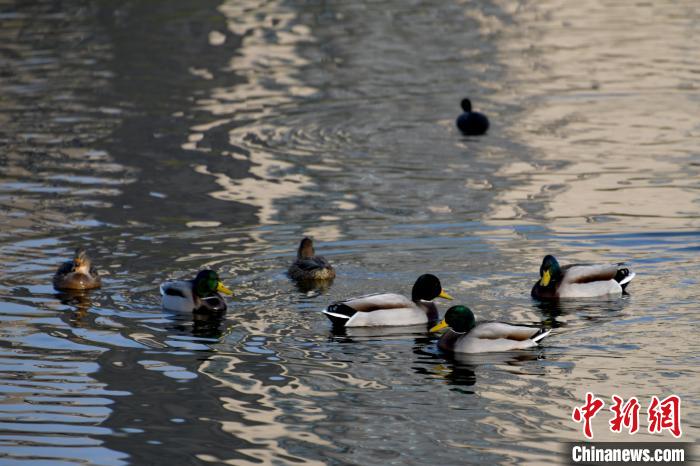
xmin=430 ymin=305 xmax=476 ymax=333
xmin=460 ymin=98 xmax=472 ymax=112
xmin=194 ymin=270 xmax=233 ymax=298
xmin=72 ymin=248 xmax=92 ymax=274
xmin=411 ymin=274 xmax=453 ymax=302
xmin=539 ymin=255 xmax=562 ymax=288
xmin=297 ymin=237 xmax=315 ymax=259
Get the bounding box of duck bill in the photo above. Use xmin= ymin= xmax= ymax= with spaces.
xmin=438 ymin=290 xmax=454 ymax=300
xmin=540 ymin=270 xmax=551 ymax=287
xmin=430 ymin=319 xmax=449 ymax=332
xmin=217 ymin=282 xmax=233 ymax=295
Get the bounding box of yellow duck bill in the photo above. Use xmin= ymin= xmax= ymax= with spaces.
xmin=430 ymin=319 xmax=449 ymax=332
xmin=217 ymin=282 xmax=233 ymax=295
xmin=438 ymin=290 xmax=454 ymax=300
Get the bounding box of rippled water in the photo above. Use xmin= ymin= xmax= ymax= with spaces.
xmin=0 ymin=0 xmax=698 ymax=464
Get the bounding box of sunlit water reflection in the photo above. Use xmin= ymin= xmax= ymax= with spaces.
xmin=0 ymin=0 xmax=698 ymax=464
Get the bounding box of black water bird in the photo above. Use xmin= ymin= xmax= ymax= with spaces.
xmin=456 ymin=98 xmax=489 ymax=135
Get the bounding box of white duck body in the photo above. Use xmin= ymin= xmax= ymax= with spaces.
xmin=160 ymin=270 xmax=231 ymax=313
xmin=323 ymin=293 xmax=439 ymax=328
xmin=532 ymin=256 xmax=636 ymax=300
xmin=438 ymin=322 xmax=551 ymax=354
xmin=556 ymin=264 xmax=636 ymax=298
xmin=160 ymin=280 xmax=197 ymax=312
xmin=160 ymin=280 xmax=228 ymax=313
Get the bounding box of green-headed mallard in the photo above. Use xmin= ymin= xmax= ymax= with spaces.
xmin=531 ymin=255 xmax=636 ymax=300
xmin=53 ymin=248 xmax=101 ymax=291
xmin=160 ymin=269 xmax=233 ymax=313
xmin=323 ymin=274 xmax=453 ymax=328
xmin=431 ymin=305 xmax=551 ymax=353
xmin=288 ymin=237 xmax=336 ymax=281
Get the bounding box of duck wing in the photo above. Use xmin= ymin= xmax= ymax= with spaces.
xmin=293 ymin=256 xmax=332 ymax=271
xmin=161 ymin=280 xmax=201 ymax=312
xmin=54 ymin=260 xmax=73 ymax=277
xmin=335 ymin=293 xmax=414 ymax=313
xmin=160 ymin=280 xmax=191 ymax=297
xmin=323 ymin=293 xmax=418 ymax=327
xmin=450 ymin=334 xmax=543 ymax=353
xmin=446 ymin=327 xmax=551 ymax=353
xmin=469 ymin=322 xmax=542 ymax=341
xmin=561 ymin=263 xmax=620 ymax=284
xmin=558 ymin=263 xmax=636 ymax=296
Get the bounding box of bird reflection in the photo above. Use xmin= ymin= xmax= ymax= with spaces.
xmin=533 ymin=300 xmax=567 ymax=329
xmin=534 ymin=296 xmax=629 ymax=329
xmin=412 ymin=346 xmax=478 ymax=390
xmin=166 ymin=310 xmax=228 ymax=339
xmin=437 ymin=362 xmax=478 ymax=389
xmin=55 ymin=290 xmax=92 ymax=326
xmin=413 ymin=343 xmax=546 ymax=391
xmin=191 ymin=311 xmax=228 ymax=339
xmin=451 ymin=351 xmax=543 ymax=366
xmin=328 ymin=324 xmax=430 ymax=341
xmin=293 ymin=277 xmax=335 ymax=294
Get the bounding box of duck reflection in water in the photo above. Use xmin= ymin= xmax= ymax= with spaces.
xmin=191 ymin=311 xmax=228 ymax=339
xmin=414 ymin=346 xmax=544 ymax=392
xmin=328 ymin=323 xmax=431 ymax=340
xmin=165 ymin=308 xmax=229 ymax=340
xmin=55 ymin=290 xmax=92 ymax=326
xmin=433 ymin=362 xmax=477 ymax=389
xmin=534 ymin=296 xmax=628 ymax=330
xmin=412 ymin=345 xmax=477 ymax=389
xmin=294 ymin=277 xmax=334 ymax=294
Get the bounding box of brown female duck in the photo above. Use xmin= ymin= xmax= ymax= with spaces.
xmin=53 ymin=248 xmax=101 ymax=291
xmin=288 ymin=237 xmax=336 ymax=281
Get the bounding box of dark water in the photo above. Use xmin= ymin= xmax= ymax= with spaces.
xmin=0 ymin=0 xmax=698 ymax=464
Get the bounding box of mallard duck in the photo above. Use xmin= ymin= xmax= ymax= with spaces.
xmin=456 ymin=98 xmax=489 ymax=135
xmin=531 ymin=255 xmax=636 ymax=300
xmin=288 ymin=237 xmax=336 ymax=281
xmin=323 ymin=274 xmax=453 ymax=328
xmin=431 ymin=305 xmax=551 ymax=353
xmin=160 ymin=269 xmax=233 ymax=313
xmin=53 ymin=248 xmax=101 ymax=291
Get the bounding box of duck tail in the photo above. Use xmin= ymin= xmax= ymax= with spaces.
xmin=532 ymin=328 xmax=552 ymax=344
xmin=322 ymin=302 xmax=356 ymax=327
xmin=616 ymin=270 xmax=636 ymax=290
